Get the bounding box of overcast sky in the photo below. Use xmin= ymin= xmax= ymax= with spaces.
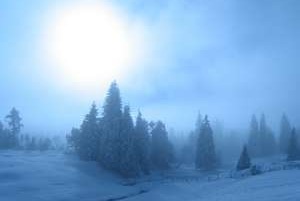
xmin=0 ymin=0 xmax=299 ymax=135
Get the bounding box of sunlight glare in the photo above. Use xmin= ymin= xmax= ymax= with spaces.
xmin=46 ymin=2 xmax=140 ymax=92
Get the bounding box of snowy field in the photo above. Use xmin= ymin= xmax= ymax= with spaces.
xmin=0 ymin=151 xmax=300 ymax=201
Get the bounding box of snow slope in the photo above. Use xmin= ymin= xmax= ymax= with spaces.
xmin=0 ymin=151 xmax=141 ymax=201
xmin=0 ymin=151 xmax=300 ymax=201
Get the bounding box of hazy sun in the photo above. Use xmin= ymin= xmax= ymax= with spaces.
xmin=46 ymin=2 xmax=140 ymax=91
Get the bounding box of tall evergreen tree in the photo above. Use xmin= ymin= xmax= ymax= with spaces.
xmin=181 ymin=113 xmax=202 ymax=165
xmin=6 ymin=107 xmax=23 ymax=147
xmin=248 ymin=115 xmax=259 ymax=157
xmin=287 ymin=128 xmax=300 ymax=161
xmin=78 ymin=103 xmax=99 ymax=160
xmin=119 ymin=105 xmax=139 ymax=177
xmin=151 ymin=121 xmax=171 ymax=170
xmin=259 ymin=114 xmax=276 ymax=156
xmin=195 ymin=115 xmax=217 ymax=170
xmin=100 ymin=81 xmax=123 ymax=170
xmin=236 ymin=145 xmax=251 ymax=171
xmin=279 ymin=114 xmax=292 ymax=153
xmin=134 ymin=111 xmax=150 ymax=174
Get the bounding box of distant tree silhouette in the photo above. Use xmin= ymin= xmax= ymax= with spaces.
xmin=6 ymin=107 xmax=23 ymax=147
xmin=259 ymin=114 xmax=276 ymax=156
xmin=287 ymin=128 xmax=300 ymax=161
xmin=248 ymin=115 xmax=259 ymax=157
xmin=195 ymin=115 xmax=217 ymax=170
xmin=237 ymin=145 xmax=251 ymax=171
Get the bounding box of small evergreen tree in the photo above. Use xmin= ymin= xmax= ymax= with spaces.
xmin=195 ymin=115 xmax=217 ymax=170
xmin=236 ymin=145 xmax=251 ymax=171
xmin=287 ymin=128 xmax=300 ymax=161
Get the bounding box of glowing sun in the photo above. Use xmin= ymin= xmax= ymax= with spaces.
xmin=46 ymin=2 xmax=140 ymax=91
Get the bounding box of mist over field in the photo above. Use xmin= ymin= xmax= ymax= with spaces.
xmin=0 ymin=0 xmax=300 ymax=201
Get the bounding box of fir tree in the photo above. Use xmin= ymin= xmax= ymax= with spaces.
xmin=6 ymin=107 xmax=23 ymax=147
xmin=195 ymin=115 xmax=217 ymax=170
xmin=236 ymin=145 xmax=251 ymax=171
xmin=151 ymin=121 xmax=171 ymax=170
xmin=119 ymin=105 xmax=139 ymax=177
xmin=248 ymin=115 xmax=259 ymax=157
xmin=78 ymin=103 xmax=99 ymax=160
xmin=100 ymin=81 xmax=123 ymax=170
xmin=181 ymin=113 xmax=202 ymax=165
xmin=259 ymin=114 xmax=276 ymax=156
xmin=134 ymin=111 xmax=150 ymax=174
xmin=279 ymin=114 xmax=292 ymax=153
xmin=287 ymin=128 xmax=300 ymax=161
xmin=67 ymin=128 xmax=81 ymax=153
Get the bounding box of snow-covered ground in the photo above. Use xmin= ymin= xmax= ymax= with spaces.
xmin=0 ymin=151 xmax=300 ymax=201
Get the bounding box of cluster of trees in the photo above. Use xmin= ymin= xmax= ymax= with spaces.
xmin=0 ymin=107 xmax=61 ymax=151
xmin=67 ymin=82 xmax=173 ymax=177
xmin=0 ymin=108 xmax=23 ymax=149
xmin=237 ymin=114 xmax=300 ymax=171
xmin=279 ymin=115 xmax=300 ymax=161
xmin=18 ymin=134 xmax=55 ymax=151
xmin=247 ymin=114 xmax=300 ymax=160
xmin=179 ymin=112 xmax=300 ymax=172
xmin=247 ymin=114 xmax=276 ymax=157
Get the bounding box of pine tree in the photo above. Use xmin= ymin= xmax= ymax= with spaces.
xmin=100 ymin=81 xmax=123 ymax=170
xmin=236 ymin=145 xmax=251 ymax=171
xmin=78 ymin=103 xmax=100 ymax=160
xmin=6 ymin=107 xmax=23 ymax=147
xmin=279 ymin=114 xmax=292 ymax=153
xmin=287 ymin=128 xmax=300 ymax=161
xmin=66 ymin=128 xmax=81 ymax=153
xmin=151 ymin=121 xmax=171 ymax=170
xmin=248 ymin=115 xmax=259 ymax=157
xmin=119 ymin=105 xmax=139 ymax=177
xmin=259 ymin=114 xmax=276 ymax=156
xmin=134 ymin=111 xmax=150 ymax=174
xmin=195 ymin=115 xmax=217 ymax=170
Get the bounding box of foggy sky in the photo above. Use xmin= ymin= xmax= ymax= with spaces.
xmin=0 ymin=0 xmax=299 ymax=135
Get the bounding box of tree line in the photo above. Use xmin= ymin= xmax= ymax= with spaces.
xmin=67 ymin=82 xmax=174 ymax=177
xmin=67 ymin=82 xmax=300 ymax=176
xmin=0 ymin=108 xmax=63 ymax=151
xmin=237 ymin=113 xmax=300 ymax=171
